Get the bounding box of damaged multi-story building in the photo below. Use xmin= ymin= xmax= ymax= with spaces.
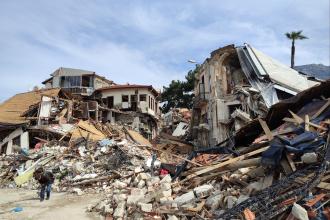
xmin=191 ymin=44 xmax=320 ymax=147
xmin=94 ymin=84 xmax=160 ymax=139
xmin=0 ymin=67 xmax=160 ymax=154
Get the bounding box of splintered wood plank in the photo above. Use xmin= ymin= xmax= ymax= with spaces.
xmin=311 ymin=100 xmax=330 ymax=120
xmin=181 ymin=146 xmax=269 ymax=183
xmin=289 ymin=110 xmax=304 ymax=124
xmin=305 ymin=115 xmax=310 ymax=131
xmin=258 ymin=118 xmax=273 ymax=140
xmin=288 ymin=111 xmax=327 ymax=131
xmin=285 ymin=153 xmax=296 ymax=172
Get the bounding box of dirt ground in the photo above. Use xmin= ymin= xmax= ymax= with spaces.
xmin=0 ymin=188 xmax=103 ymax=220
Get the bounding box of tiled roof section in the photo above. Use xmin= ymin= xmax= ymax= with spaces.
xmin=0 ymin=88 xmax=61 ymax=125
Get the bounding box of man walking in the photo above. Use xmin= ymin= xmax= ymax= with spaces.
xmin=33 ymin=167 xmax=55 ymax=201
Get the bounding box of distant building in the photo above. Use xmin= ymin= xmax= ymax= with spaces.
xmin=94 ymin=84 xmax=160 ymax=139
xmin=96 ymin=84 xmax=159 ymax=118
xmin=42 ymin=67 xmax=114 ymax=96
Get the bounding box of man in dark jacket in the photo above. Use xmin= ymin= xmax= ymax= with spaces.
xmin=33 ymin=167 xmax=55 ymax=201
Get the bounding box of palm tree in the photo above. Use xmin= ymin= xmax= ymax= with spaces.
xmin=285 ymin=31 xmax=308 ymax=68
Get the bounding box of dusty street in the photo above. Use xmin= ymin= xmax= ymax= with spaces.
xmin=0 ymin=189 xmax=102 ymax=220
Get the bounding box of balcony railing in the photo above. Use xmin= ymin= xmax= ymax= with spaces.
xmin=194 ymin=83 xmax=209 ymax=108
xmin=62 ymin=87 xmax=94 ymax=96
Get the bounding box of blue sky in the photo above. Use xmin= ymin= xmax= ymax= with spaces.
xmin=0 ymin=0 xmax=329 ymax=102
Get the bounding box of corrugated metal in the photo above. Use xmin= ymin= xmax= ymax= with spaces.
xmin=245 ymin=44 xmax=319 ymax=92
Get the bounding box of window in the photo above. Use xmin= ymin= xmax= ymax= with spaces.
xmin=149 ymin=96 xmax=151 ymax=108
xmin=1 ymin=143 xmax=8 ymax=154
xmin=131 ymin=95 xmax=137 ymax=102
xmin=107 ymin=96 xmax=114 ymax=108
xmin=139 ymin=94 xmax=146 ymax=102
xmin=60 ymin=76 xmax=81 ymax=88
xmin=122 ymin=95 xmax=129 ymax=102
xmin=82 ymin=75 xmax=92 ymax=87
xmin=13 ymin=136 xmax=21 ymax=146
xmin=151 ymin=98 xmax=154 ymax=110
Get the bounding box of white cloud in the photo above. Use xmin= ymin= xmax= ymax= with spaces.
xmin=0 ymin=0 xmax=328 ymax=102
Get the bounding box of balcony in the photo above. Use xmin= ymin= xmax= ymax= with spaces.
xmin=62 ymin=87 xmax=94 ymax=96
xmin=194 ymin=83 xmax=209 ymax=108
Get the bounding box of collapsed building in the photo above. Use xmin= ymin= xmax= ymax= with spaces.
xmin=162 ymin=108 xmax=192 ymax=138
xmin=191 ymin=44 xmax=320 ymax=147
xmin=94 ymin=84 xmax=160 ymax=139
xmin=0 ymin=67 xmax=160 ymax=155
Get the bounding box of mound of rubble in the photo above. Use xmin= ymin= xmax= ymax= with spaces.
xmin=1 ymin=81 xmax=330 ymax=219
xmin=88 ymin=81 xmax=330 ymax=219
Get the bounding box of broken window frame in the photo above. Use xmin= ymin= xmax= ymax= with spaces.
xmin=139 ymin=94 xmax=147 ymax=102
xmin=122 ymin=95 xmax=129 ymax=102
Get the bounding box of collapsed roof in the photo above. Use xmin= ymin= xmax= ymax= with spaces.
xmin=235 ymin=43 xmax=319 ymax=107
xmin=0 ymin=88 xmax=68 ymax=129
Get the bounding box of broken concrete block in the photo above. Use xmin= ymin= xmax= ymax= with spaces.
xmin=138 ymin=202 xmax=152 ymax=212
xmin=113 ymin=194 xmax=127 ymax=203
xmin=193 ymin=184 xmax=214 ymax=198
xmin=301 ymin=152 xmax=318 ymax=164
xmin=103 ymin=204 xmax=113 ymax=215
xmin=236 ymin=194 xmax=249 ymax=204
xmin=147 ymin=176 xmax=160 ymax=187
xmin=246 ymin=181 xmax=263 ymax=195
xmin=127 ymin=194 xmax=144 ymax=206
xmin=134 ymin=166 xmax=144 ymax=173
xmin=160 ymin=174 xmax=172 ymax=183
xmin=205 ymin=194 xmax=223 ymax=210
xmin=137 ymin=180 xmax=146 ymax=189
xmin=131 ymin=188 xmax=147 ymax=196
xmin=160 ymin=189 xmax=172 ymax=198
xmin=72 ymin=188 xmax=84 ymax=196
xmin=225 ymin=196 xmax=237 ymax=209
xmin=291 ymin=203 xmax=308 ymax=220
xmin=161 ymin=182 xmax=171 ymax=191
xmin=113 ymin=202 xmax=126 ymax=218
xmin=113 ymin=180 xmax=128 ymax=189
xmin=172 ymin=186 xmax=182 ymax=194
xmin=174 ymin=191 xmax=195 ymax=205
xmin=167 ymin=215 xmax=179 ymax=220
xmin=136 ymin=173 xmax=151 ymax=181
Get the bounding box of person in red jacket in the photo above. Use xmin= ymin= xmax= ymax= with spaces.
xmin=33 ymin=167 xmax=55 ymax=201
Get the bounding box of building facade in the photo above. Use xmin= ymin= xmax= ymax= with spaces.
xmin=191 ymin=44 xmax=319 ymax=147
xmin=95 ymin=84 xmax=160 ymax=140
xmin=42 ymin=67 xmax=114 ymax=96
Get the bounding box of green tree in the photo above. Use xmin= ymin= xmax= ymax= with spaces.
xmin=285 ymin=30 xmax=308 ymax=68
xmin=160 ymin=66 xmax=198 ymax=113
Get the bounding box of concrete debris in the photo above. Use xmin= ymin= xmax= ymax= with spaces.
xmin=301 ymin=152 xmax=318 ymax=164
xmin=291 ymin=203 xmax=309 ymax=220
xmin=0 ymin=66 xmax=329 ymax=220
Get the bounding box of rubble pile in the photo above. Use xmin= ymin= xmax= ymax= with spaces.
xmin=0 ymin=65 xmax=329 ymax=219
xmin=88 ymin=82 xmax=330 ymax=219
xmin=162 ymin=108 xmax=192 ymax=139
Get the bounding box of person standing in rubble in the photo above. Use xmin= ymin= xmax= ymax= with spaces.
xmin=33 ymin=167 xmax=55 ymax=201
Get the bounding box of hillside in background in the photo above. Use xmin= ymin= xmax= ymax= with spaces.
xmin=294 ymin=64 xmax=330 ymax=80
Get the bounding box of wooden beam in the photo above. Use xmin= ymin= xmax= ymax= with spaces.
xmin=138 ymin=144 xmax=203 ymax=167
xmin=181 ymin=146 xmax=269 ymax=183
xmin=289 ymin=110 xmax=304 ymax=124
xmin=305 ymin=115 xmax=310 ymax=131
xmin=287 ymin=112 xmax=327 ymax=131
xmin=285 ymin=153 xmax=296 ymax=172
xmin=258 ymin=118 xmax=273 ymax=140
xmin=311 ymin=100 xmax=330 ymax=120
